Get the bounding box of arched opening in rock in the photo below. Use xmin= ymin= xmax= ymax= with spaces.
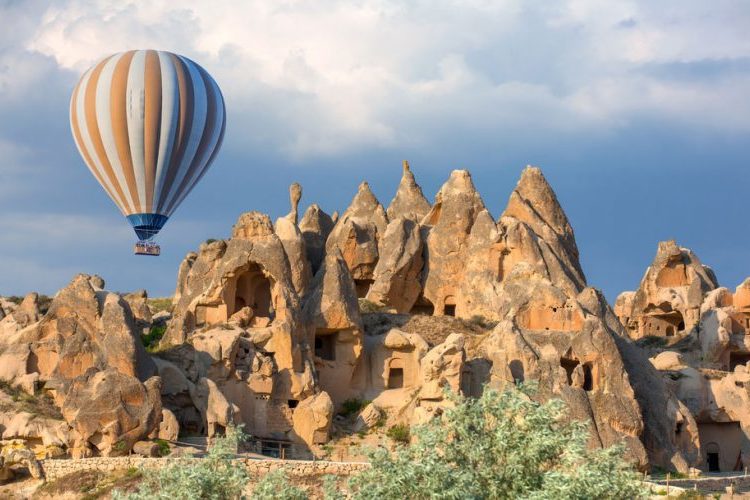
xmin=676 ymin=422 xmax=683 ymax=436
xmin=582 ymin=363 xmax=594 ymax=391
xmin=288 ymin=399 xmax=299 ymax=409
xmin=387 ymin=358 xmax=405 ymax=389
xmin=314 ymin=332 xmax=337 ymax=361
xmin=509 ymin=359 xmax=525 ymax=383
xmin=410 ymin=297 xmax=434 ymax=316
xmin=641 ymin=306 xmax=685 ymax=337
xmin=444 ymin=304 xmax=456 ymax=317
xmin=229 ymin=263 xmax=274 ymax=323
xmin=729 ymin=352 xmax=750 ymax=371
xmin=698 ymin=422 xmax=743 ymax=472
xmin=560 ymin=358 xmax=579 ymax=385
xmin=354 ymin=279 xmax=374 ymax=298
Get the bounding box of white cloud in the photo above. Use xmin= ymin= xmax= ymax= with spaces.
xmin=5 ymin=0 xmax=744 ymax=160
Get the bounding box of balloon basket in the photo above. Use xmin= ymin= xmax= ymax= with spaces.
xmin=134 ymin=241 xmax=161 ymax=256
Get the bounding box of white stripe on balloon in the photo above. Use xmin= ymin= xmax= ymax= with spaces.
xmin=126 ymin=50 xmax=147 ymax=213
xmin=152 ymin=51 xmax=179 ymax=214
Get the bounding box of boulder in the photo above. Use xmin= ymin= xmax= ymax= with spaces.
xmin=61 ymin=368 xmax=162 ymax=456
xmin=291 ymin=392 xmax=334 ymax=447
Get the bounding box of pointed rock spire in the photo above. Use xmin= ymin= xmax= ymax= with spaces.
xmin=386 ymin=160 xmax=431 ymax=222
xmin=501 ymin=166 xmax=585 ymax=289
xmin=300 ymin=204 xmax=335 ymax=274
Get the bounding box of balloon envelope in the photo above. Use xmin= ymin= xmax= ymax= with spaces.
xmin=70 ymin=50 xmax=226 ymax=241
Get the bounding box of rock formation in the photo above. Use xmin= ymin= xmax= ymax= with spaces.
xmin=0 ymin=161 xmax=735 ymax=474
xmin=615 ymin=240 xmax=718 ymax=339
xmin=325 ymin=182 xmax=388 ymax=298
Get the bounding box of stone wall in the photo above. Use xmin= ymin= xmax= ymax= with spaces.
xmin=40 ymin=457 xmax=370 ymax=482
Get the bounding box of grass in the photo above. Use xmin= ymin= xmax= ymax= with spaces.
xmin=386 ymin=423 xmax=410 ymax=443
xmin=35 ymin=468 xmax=143 ymax=500
xmin=338 ymin=398 xmax=371 ymax=418
xmin=0 ymin=380 xmax=63 ymax=420
xmin=358 ymin=298 xmax=386 ymax=313
xmin=141 ymin=325 xmax=166 ymax=352
xmin=147 ymin=297 xmax=173 ymax=314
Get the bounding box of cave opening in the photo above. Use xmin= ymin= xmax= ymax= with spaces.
xmin=314 ymin=332 xmax=337 ymax=361
xmin=232 ymin=263 xmax=274 ymax=322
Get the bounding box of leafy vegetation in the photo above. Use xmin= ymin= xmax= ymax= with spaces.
xmin=141 ymin=325 xmax=166 ymax=352
xmin=250 ymin=469 xmax=307 ymax=500
xmin=154 ymin=438 xmax=171 ymax=457
xmin=114 ymin=425 xmax=248 ymax=500
xmin=338 ymin=398 xmax=371 ymax=418
xmin=358 ymin=298 xmax=385 ymax=313
xmin=385 ymin=423 xmax=410 ymax=444
xmin=346 ymin=385 xmax=644 ymax=499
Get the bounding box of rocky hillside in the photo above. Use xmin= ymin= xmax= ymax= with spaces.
xmin=2 ymin=161 xmax=746 ymax=476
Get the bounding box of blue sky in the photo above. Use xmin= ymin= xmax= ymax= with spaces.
xmin=0 ymin=0 xmax=748 ymax=301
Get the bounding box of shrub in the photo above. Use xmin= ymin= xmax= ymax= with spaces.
xmin=385 ymin=424 xmax=410 ymax=444
xmin=114 ymin=425 xmax=248 ymax=500
xmin=466 ymin=315 xmax=499 ymax=330
xmin=250 ymin=469 xmax=307 ymax=500
xmin=141 ymin=325 xmax=166 ymax=352
xmin=358 ymin=299 xmax=384 ymax=313
xmin=348 ymin=385 xmax=644 ymax=499
xmin=339 ymin=398 xmax=371 ymax=418
xmin=154 ymin=438 xmax=170 ymax=457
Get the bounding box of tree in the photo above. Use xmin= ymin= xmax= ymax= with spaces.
xmin=348 ymin=386 xmax=644 ymax=499
xmin=114 ymin=426 xmax=248 ymax=500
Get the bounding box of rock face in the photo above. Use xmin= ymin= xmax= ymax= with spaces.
xmin=300 ymin=204 xmax=335 ymax=274
xmin=366 ymin=217 xmax=424 ymax=313
xmin=0 ymin=275 xmax=163 ymax=457
xmin=421 ymin=170 xmax=488 ymax=316
xmin=302 ymin=249 xmax=364 ymax=406
xmin=325 ymin=182 xmax=388 ymax=298
xmin=615 ymin=240 xmax=718 ymax=339
xmin=618 ymin=241 xmax=750 ymax=472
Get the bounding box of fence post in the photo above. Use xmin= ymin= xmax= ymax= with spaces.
xmin=666 ymin=472 xmax=670 ymax=495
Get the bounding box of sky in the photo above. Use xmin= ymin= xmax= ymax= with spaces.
xmin=0 ymin=0 xmax=748 ymax=302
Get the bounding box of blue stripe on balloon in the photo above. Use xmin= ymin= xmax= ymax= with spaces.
xmin=127 ymin=213 xmax=169 ymax=241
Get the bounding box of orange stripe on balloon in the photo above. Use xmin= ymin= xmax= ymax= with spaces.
xmin=109 ymin=51 xmax=140 ymax=211
xmin=84 ymin=56 xmax=132 ymax=213
xmin=143 ymin=50 xmax=162 ymax=213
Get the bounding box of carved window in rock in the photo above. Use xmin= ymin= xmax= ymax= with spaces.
xmin=314 ymin=332 xmax=337 ymax=361
xmin=582 ymin=363 xmax=594 ymax=391
xmin=410 ymin=297 xmax=435 ymax=316
xmin=387 ymin=358 xmax=405 ymax=389
xmin=729 ymin=352 xmax=750 ymax=372
xmin=641 ymin=306 xmax=685 ymax=337
xmin=443 ymin=296 xmax=456 ymax=317
xmin=354 ymin=279 xmax=374 ymax=299
xmin=229 ymin=263 xmax=275 ymax=323
xmin=560 ymin=358 xmax=579 ymax=385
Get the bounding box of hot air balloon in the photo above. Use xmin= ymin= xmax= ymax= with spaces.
xmin=70 ymin=50 xmax=226 ymax=256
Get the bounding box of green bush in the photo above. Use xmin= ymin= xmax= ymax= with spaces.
xmin=141 ymin=325 xmax=166 ymax=352
xmin=114 ymin=425 xmax=248 ymax=500
xmin=250 ymin=469 xmax=306 ymax=500
xmin=385 ymin=423 xmax=410 ymax=444
xmin=154 ymin=439 xmax=170 ymax=457
xmin=339 ymin=398 xmax=371 ymax=418
xmin=348 ymin=385 xmax=644 ymax=499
